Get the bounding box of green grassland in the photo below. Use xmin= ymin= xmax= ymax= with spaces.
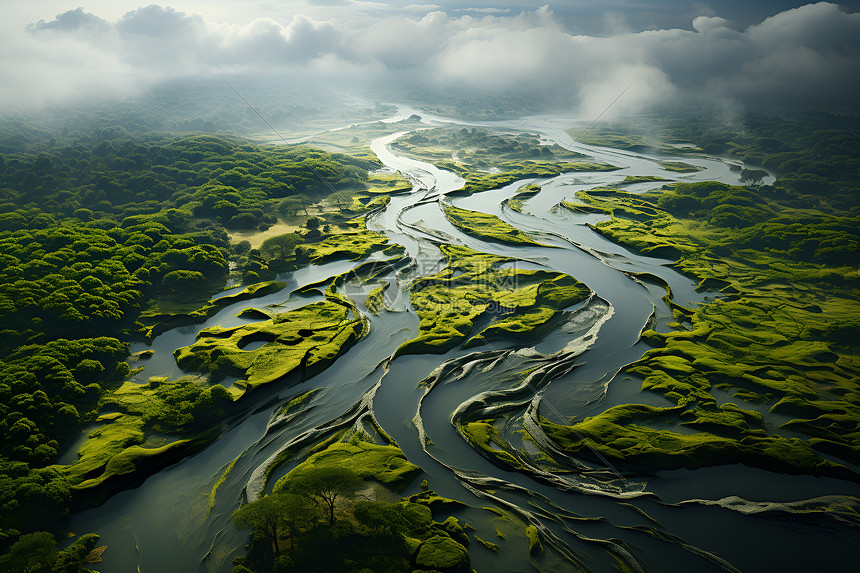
xmin=365 ymin=284 xmax=391 ymax=315
xmin=175 ymin=294 xmax=367 ymax=389
xmin=396 ymin=245 xmax=590 ymax=356
xmin=502 ymin=183 xmax=542 ymax=213
xmin=660 ymin=161 xmax=705 ymax=173
xmin=296 ymin=220 xmax=405 ymax=264
xmin=538 ymin=181 xmax=860 ymax=479
xmin=621 ymin=175 xmax=671 ymax=184
xmin=442 ymin=203 xmax=544 ymax=246
xmin=273 ymin=438 xmax=422 ymax=494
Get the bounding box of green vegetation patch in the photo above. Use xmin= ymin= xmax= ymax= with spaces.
xmin=457 ymin=420 xmax=529 ymax=472
xmin=464 ymin=307 xmax=559 ymax=349
xmin=443 ymin=203 xmax=544 ymax=246
xmin=503 ymin=183 xmax=542 ymax=213
xmin=274 ymin=438 xmax=423 ymax=493
xmin=59 ymin=375 xmax=232 ymax=496
xmin=396 ymin=245 xmax=590 ymax=356
xmin=231 ymin=434 xmax=474 ymax=572
xmin=175 ymin=296 xmax=366 ymax=390
xmin=365 ymin=283 xmax=391 ymax=315
xmin=390 ymin=126 xmax=618 ymax=195
xmin=525 ymin=524 xmax=542 ymax=556
xmin=141 ymin=280 xmax=286 ymax=339
xmin=415 ymin=534 xmax=471 ymax=569
xmin=365 ymin=172 xmax=414 ymax=195
xmin=539 ymin=180 xmax=860 ymax=479
xmin=296 ymin=222 xmax=404 ymax=264
xmin=540 ymin=403 xmax=854 ymax=480
xmin=621 ymin=175 xmax=672 ymax=184
xmin=660 ymin=161 xmax=705 ymax=173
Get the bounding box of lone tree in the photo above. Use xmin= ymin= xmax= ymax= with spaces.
xmin=285 ymin=466 xmax=361 ymax=525
xmin=277 ymin=195 xmax=309 ymax=217
xmin=259 ymin=233 xmax=302 ymax=262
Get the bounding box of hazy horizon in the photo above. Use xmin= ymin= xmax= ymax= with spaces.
xmin=1 ymin=1 xmax=859 ymax=120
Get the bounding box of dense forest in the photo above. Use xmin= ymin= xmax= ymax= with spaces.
xmin=0 ymin=127 xmax=388 ymax=570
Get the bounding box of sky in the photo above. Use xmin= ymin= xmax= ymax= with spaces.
xmin=2 ymin=1 xmax=859 ymax=115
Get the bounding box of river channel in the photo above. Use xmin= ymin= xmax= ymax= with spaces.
xmin=68 ymin=111 xmax=860 ymax=573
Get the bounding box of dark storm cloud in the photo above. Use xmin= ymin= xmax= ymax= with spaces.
xmin=5 ymin=2 xmax=860 ymax=113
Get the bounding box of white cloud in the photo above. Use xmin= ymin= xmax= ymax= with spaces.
xmin=458 ymin=7 xmax=512 ymax=14
xmin=691 ymin=15 xmax=733 ymax=33
xmin=404 ymin=4 xmax=443 ymax=11
xmin=1 ymin=2 xmax=858 ymax=113
xmin=29 ymin=7 xmax=111 ymax=32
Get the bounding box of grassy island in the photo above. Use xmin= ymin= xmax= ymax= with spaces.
xmin=442 ymin=203 xmax=544 ymax=246
xmin=175 ymin=295 xmax=367 ymax=390
xmin=229 ymin=422 xmax=472 ymax=573
xmin=396 ymin=244 xmax=590 ymax=356
xmin=390 ymin=126 xmax=618 ymax=195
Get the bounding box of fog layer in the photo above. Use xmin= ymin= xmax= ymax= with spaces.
xmin=2 ymin=2 xmax=859 ymax=114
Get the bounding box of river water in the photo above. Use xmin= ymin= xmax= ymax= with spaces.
xmin=68 ymin=111 xmax=860 ymax=573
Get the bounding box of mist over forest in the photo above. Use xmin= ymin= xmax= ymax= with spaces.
xmin=2 ymin=1 xmax=860 ymax=121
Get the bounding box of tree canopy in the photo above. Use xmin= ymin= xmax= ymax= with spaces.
xmin=283 ymin=466 xmax=361 ymax=526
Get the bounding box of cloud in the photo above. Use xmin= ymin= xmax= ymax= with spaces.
xmin=28 ymin=7 xmax=110 ymax=33
xmin=421 ymin=1 xmax=860 ymax=112
xmin=458 ymin=7 xmax=512 ymax=14
xmin=116 ymin=4 xmax=204 ymax=36
xmin=404 ymin=4 xmax=443 ymax=11
xmin=691 ymin=16 xmax=733 ymax=33
xmin=3 ymin=2 xmax=859 ymax=113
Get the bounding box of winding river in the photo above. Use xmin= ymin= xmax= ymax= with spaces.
xmin=68 ymin=111 xmax=860 ymax=573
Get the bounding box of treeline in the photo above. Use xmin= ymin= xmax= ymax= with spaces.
xmin=655 ymin=181 xmax=859 ymax=267
xmin=233 ymin=466 xmax=470 ymax=573
xmin=0 ymin=132 xmax=377 ymax=557
xmin=0 ymin=531 xmax=102 ymax=573
xmin=0 ymin=133 xmax=373 ymax=232
xmin=656 ymin=111 xmax=860 ymax=211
